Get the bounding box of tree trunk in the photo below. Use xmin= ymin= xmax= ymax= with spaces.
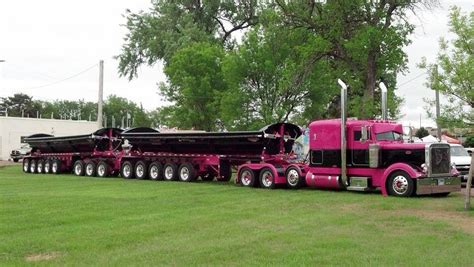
xmin=362 ymin=51 xmax=377 ymax=119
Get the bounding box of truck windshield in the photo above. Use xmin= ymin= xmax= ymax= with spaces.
xmin=450 ymin=146 xmax=469 ymax=157
xmin=376 ymin=131 xmax=402 ymax=141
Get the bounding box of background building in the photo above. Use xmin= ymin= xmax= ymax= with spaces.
xmin=0 ymin=117 xmax=98 ymax=160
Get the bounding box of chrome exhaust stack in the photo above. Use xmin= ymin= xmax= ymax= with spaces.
xmin=338 ymin=79 xmax=348 ymax=187
xmin=379 ymin=82 xmax=388 ymax=120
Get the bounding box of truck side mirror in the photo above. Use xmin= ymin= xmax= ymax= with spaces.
xmin=360 ymin=126 xmax=368 ymax=143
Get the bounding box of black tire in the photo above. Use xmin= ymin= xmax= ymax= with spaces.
xmin=239 ymin=167 xmax=256 ymax=187
xmin=217 ymin=162 xmax=232 ymax=182
xmin=387 ymin=171 xmax=415 ymax=197
xmin=13 ymin=158 xmax=19 ymax=163
xmin=148 ymin=161 xmax=163 ymax=180
xmin=135 ymin=161 xmax=148 ymax=180
xmin=163 ymin=163 xmax=178 ymax=181
xmin=22 ymin=159 xmax=30 ymax=173
xmin=201 ymin=173 xmax=215 ymax=181
xmin=259 ymin=167 xmax=276 ymax=189
xmin=29 ymin=159 xmax=37 ymax=173
xmin=51 ymin=159 xmax=61 ymax=174
xmin=73 ymin=160 xmax=85 ymax=176
xmin=96 ymin=161 xmax=109 ymax=178
xmin=121 ymin=161 xmax=134 ymax=179
xmin=44 ymin=159 xmax=51 ymax=173
xmin=36 ymin=160 xmax=44 ymax=173
xmin=178 ymin=163 xmax=197 ymax=182
xmin=85 ymin=161 xmax=97 ymax=177
xmin=286 ymin=167 xmax=305 ymax=189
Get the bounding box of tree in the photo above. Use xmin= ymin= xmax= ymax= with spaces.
xmin=415 ymin=127 xmax=429 ymax=139
xmin=464 ymin=136 xmax=474 ymax=148
xmin=273 ymin=0 xmax=434 ymax=119
xmin=117 ymin=0 xmax=259 ymax=80
xmin=0 ymin=93 xmax=37 ymax=117
xmin=420 ymin=6 xmax=473 ymax=128
xmin=103 ymin=95 xmax=151 ymax=128
xmin=161 ymin=42 xmax=226 ymax=131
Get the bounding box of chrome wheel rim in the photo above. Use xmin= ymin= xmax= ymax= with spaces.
xmin=37 ymin=162 xmax=43 ymax=173
xmin=44 ymin=162 xmax=50 ymax=173
xmin=287 ymin=169 xmax=299 ymax=186
xmin=261 ymin=171 xmax=273 ymax=188
xmin=150 ymin=166 xmax=159 ymax=179
xmin=123 ymin=164 xmax=131 ymax=177
xmin=74 ymin=164 xmax=82 ymax=175
xmin=30 ymin=162 xmax=36 ymax=172
xmin=136 ymin=165 xmax=144 ymax=178
xmin=180 ymin=167 xmax=189 ymax=181
xmin=165 ymin=166 xmax=174 ymax=180
xmin=241 ymin=170 xmax=252 ymax=186
xmin=23 ymin=161 xmax=29 ymax=172
xmin=392 ymin=175 xmax=408 ymax=194
xmin=98 ymin=164 xmax=106 ymax=176
xmin=52 ymin=162 xmax=58 ymax=173
xmin=86 ymin=164 xmax=94 ymax=176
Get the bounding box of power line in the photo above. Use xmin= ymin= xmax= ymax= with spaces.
xmin=398 ymin=72 xmax=426 ymax=87
xmin=4 ymin=63 xmax=98 ymax=90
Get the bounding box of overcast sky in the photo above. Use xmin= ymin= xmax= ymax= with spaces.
xmin=1 ymin=0 xmax=472 ymax=127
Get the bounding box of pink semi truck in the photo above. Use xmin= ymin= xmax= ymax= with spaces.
xmin=21 ymin=80 xmax=461 ymax=197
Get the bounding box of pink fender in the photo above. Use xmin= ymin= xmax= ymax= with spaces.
xmin=380 ymin=163 xmax=423 ymax=196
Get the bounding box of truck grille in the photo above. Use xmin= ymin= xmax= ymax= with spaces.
xmin=429 ymin=144 xmax=450 ymax=176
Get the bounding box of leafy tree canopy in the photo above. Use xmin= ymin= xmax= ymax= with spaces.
xmin=420 ymin=6 xmax=473 ymax=128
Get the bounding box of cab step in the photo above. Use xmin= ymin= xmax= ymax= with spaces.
xmin=347 ymin=177 xmax=371 ymax=191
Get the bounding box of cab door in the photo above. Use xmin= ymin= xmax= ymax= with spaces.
xmin=350 ymin=126 xmax=371 ymax=166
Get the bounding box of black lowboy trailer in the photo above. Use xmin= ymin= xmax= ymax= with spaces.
xmin=22 ymin=123 xmax=307 ymax=188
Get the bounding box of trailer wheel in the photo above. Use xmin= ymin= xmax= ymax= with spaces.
xmin=96 ymin=161 xmax=109 ymax=177
xmin=85 ymin=161 xmax=97 ymax=177
xmin=286 ymin=167 xmax=305 ymax=189
xmin=178 ymin=163 xmax=197 ymax=182
xmin=44 ymin=160 xmax=51 ymax=173
xmin=163 ymin=163 xmax=178 ymax=181
xmin=51 ymin=159 xmax=61 ymax=174
xmin=73 ymin=160 xmax=85 ymax=176
xmin=201 ymin=173 xmax=215 ymax=181
xmin=135 ymin=161 xmax=148 ymax=180
xmin=121 ymin=161 xmax=134 ymax=179
xmin=259 ymin=168 xmax=276 ymax=189
xmin=23 ymin=159 xmax=30 ymax=173
xmin=387 ymin=171 xmax=414 ymax=197
xmin=217 ymin=162 xmax=232 ymax=182
xmin=148 ymin=162 xmax=163 ymax=180
xmin=37 ymin=160 xmax=44 ymax=173
xmin=239 ymin=167 xmax=256 ymax=187
xmin=29 ymin=160 xmax=37 ymax=173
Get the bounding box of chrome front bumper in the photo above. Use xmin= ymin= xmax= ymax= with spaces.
xmin=416 ymin=176 xmax=461 ymax=195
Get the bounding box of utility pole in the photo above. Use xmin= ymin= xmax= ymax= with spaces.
xmin=97 ymin=60 xmax=104 ymax=128
xmin=433 ymin=65 xmax=442 ymax=141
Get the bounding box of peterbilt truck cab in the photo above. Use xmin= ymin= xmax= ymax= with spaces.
xmin=305 ymin=119 xmax=461 ymax=196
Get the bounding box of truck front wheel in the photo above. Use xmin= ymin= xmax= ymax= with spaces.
xmin=387 ymin=171 xmax=414 ymax=197
xmin=286 ymin=167 xmax=304 ymax=189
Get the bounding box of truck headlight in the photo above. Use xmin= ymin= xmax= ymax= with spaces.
xmin=421 ymin=163 xmax=428 ymax=173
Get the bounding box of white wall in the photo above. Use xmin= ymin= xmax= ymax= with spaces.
xmin=0 ymin=117 xmax=99 ymax=160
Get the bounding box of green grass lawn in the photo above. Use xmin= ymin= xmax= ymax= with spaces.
xmin=1 ymin=166 xmax=473 ymax=266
